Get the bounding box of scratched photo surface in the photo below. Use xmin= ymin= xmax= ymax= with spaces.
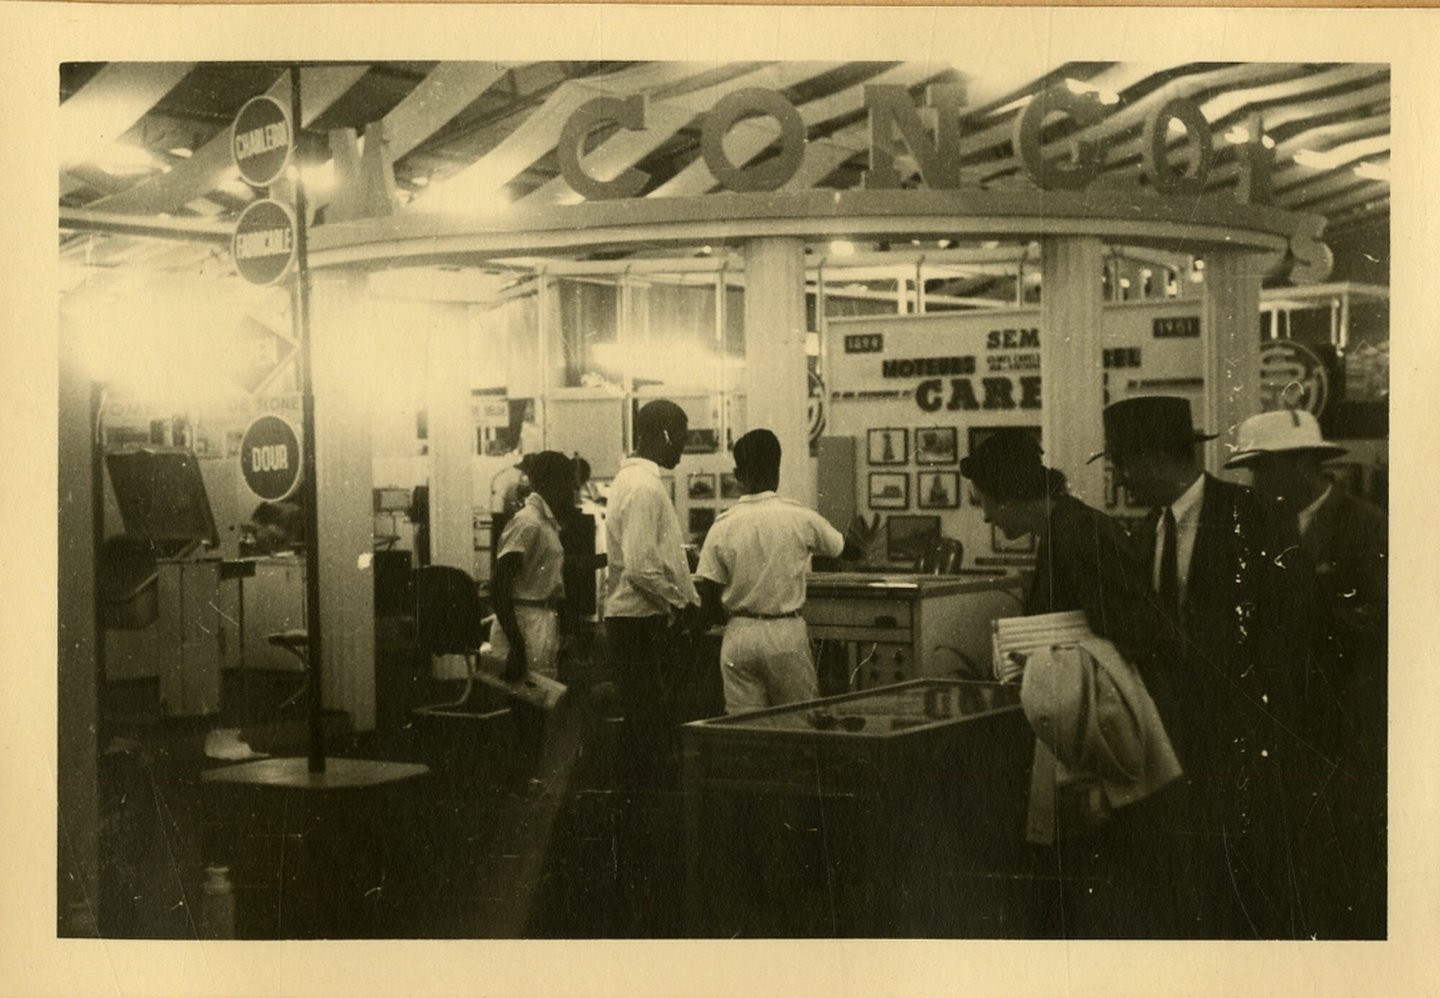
xmin=21 ymin=5 xmax=1433 ymax=991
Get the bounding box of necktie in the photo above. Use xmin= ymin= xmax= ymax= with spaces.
xmin=1158 ymin=505 xmax=1180 ymax=618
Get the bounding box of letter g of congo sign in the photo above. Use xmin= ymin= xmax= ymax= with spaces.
xmin=241 ymin=414 xmax=303 ymax=502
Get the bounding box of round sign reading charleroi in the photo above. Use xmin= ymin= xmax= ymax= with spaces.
xmin=231 ymin=95 xmax=293 ymax=188
xmin=232 ymin=199 xmax=297 ymax=286
xmin=241 ymin=414 xmax=303 ymax=502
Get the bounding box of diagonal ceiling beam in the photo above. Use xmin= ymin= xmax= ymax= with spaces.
xmin=380 ymin=61 xmax=517 ymax=163
xmin=59 ymin=62 xmax=195 ymax=171
xmin=89 ymin=65 xmax=369 ymax=216
xmin=411 ymin=62 xmax=714 ymax=208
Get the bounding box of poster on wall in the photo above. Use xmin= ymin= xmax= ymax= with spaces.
xmin=867 ymin=428 xmax=908 ymax=465
xmin=869 ymin=472 xmax=909 ymax=510
xmin=917 ymin=471 xmax=960 ymax=510
xmin=915 ymin=427 xmax=958 ymax=465
xmin=828 ymin=311 xmax=1044 ymax=566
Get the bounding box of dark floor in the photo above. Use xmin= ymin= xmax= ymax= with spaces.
xmin=88 ymin=623 xmax=716 ymax=940
xmin=86 ymin=620 xmax=1052 ymax=940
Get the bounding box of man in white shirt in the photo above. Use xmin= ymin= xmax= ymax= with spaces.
xmin=696 ymin=429 xmax=845 ymax=713
xmin=604 ymin=399 xmax=701 ymax=788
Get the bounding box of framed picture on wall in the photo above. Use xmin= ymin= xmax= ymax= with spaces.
xmin=991 ymin=524 xmax=1037 ymax=555
xmin=868 ymin=472 xmax=909 ymax=510
xmin=684 ymin=428 xmax=720 ymax=454
xmin=687 ymin=473 xmax=717 ymax=501
xmin=719 ymin=472 xmax=742 ymax=499
xmin=887 ymin=515 xmax=942 ymax=563
xmin=867 ymin=427 xmax=909 ymax=466
xmin=917 ymin=471 xmax=960 ymax=510
xmin=914 ymin=426 xmax=958 ymax=465
xmin=966 ymin=424 xmax=1042 ymax=505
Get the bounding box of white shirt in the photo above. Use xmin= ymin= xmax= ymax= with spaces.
xmin=1297 ymin=483 xmax=1332 ymax=538
xmin=1152 ymin=473 xmax=1205 ymax=606
xmin=604 ymin=457 xmax=699 ymax=617
xmin=496 ymin=493 xmax=565 ymax=602
xmin=695 ymin=491 xmax=845 ymax=616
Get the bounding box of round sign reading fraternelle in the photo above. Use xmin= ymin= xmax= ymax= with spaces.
xmin=1260 ymin=340 xmax=1331 ymax=416
xmin=232 ymin=199 xmax=297 ymax=286
xmin=240 ymin=414 xmax=303 ymax=502
xmin=231 ymin=95 xmax=293 ymax=188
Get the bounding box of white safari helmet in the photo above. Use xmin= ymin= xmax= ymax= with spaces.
xmin=1224 ymin=409 xmax=1347 ymax=469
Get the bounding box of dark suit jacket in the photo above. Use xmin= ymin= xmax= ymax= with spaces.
xmin=1025 ymin=494 xmax=1162 ymax=667
xmin=1295 ymin=485 xmax=1388 ymax=767
xmin=1135 ymin=474 xmax=1309 ymax=818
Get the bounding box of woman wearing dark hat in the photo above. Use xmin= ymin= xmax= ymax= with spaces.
xmin=961 ymin=429 xmax=1159 ymax=661
xmin=961 ymin=428 xmax=1168 ymax=938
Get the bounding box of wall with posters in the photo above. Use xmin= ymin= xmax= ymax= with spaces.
xmin=826 ymin=299 xmax=1206 ymax=568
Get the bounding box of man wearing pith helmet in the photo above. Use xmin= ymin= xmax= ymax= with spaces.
xmin=1226 ymin=407 xmax=1387 ymax=938
xmin=1095 ymin=394 xmax=1308 ymax=938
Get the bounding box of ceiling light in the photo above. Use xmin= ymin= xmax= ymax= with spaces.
xmin=1294 ymin=149 xmax=1343 ymax=170
xmin=829 ymin=240 xmax=856 ymax=257
xmin=93 ymin=142 xmax=163 ymax=176
xmin=1063 ymin=78 xmax=1120 ymax=106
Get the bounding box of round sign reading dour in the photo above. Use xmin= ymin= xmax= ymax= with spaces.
xmin=240 ymin=415 xmax=302 ymax=502
xmin=232 ymin=199 xmax=297 ymax=286
xmin=231 ymin=95 xmax=293 ymax=188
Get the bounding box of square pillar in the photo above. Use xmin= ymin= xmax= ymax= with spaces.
xmin=310 ymin=271 xmax=377 ymax=731
xmin=1200 ymin=251 xmax=1265 ymax=478
xmin=1040 ymin=236 xmax=1106 ymax=504
xmin=423 ymin=301 xmax=476 ymax=573
xmin=743 ymin=237 xmax=812 ymax=505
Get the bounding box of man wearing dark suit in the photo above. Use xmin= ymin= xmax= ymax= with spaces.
xmin=1226 ymin=408 xmax=1388 ymax=938
xmin=1097 ymin=395 xmax=1308 ymax=938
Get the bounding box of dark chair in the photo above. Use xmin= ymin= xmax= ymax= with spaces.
xmin=414 ymin=565 xmax=489 ymax=711
xmin=913 ymin=537 xmax=964 ymax=575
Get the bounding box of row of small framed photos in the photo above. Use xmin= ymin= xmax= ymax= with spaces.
xmin=869 ymin=471 xmax=961 ymax=510
xmin=684 ymin=472 xmax=742 ymax=503
xmin=869 ymin=425 xmax=1046 ymax=472
xmin=867 ymin=426 xmax=957 ymax=466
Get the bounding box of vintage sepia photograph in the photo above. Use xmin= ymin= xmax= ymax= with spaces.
xmin=11 ymin=3 xmax=1438 ymax=995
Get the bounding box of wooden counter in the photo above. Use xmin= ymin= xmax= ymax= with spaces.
xmin=803 ymin=572 xmax=1025 ymax=688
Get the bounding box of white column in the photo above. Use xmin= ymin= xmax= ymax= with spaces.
xmin=743 ymin=237 xmax=812 ymax=505
xmin=1201 ymin=251 xmax=1264 ymax=478
xmin=309 ymin=270 xmax=377 ymax=731
xmin=424 ymin=301 xmax=476 ymax=572
xmin=1039 ymin=236 xmax=1106 ymax=505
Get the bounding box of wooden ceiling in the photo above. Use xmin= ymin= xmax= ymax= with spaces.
xmin=58 ymin=60 xmax=1391 ymax=282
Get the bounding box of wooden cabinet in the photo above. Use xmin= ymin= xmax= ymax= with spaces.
xmin=803 ymin=572 xmax=1025 ymax=689
xmin=681 ymin=680 xmax=1035 ymax=937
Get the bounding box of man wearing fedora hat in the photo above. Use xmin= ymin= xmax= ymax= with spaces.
xmin=1097 ymin=395 xmax=1309 ymax=938
xmin=1226 ymin=408 xmax=1388 ymax=938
